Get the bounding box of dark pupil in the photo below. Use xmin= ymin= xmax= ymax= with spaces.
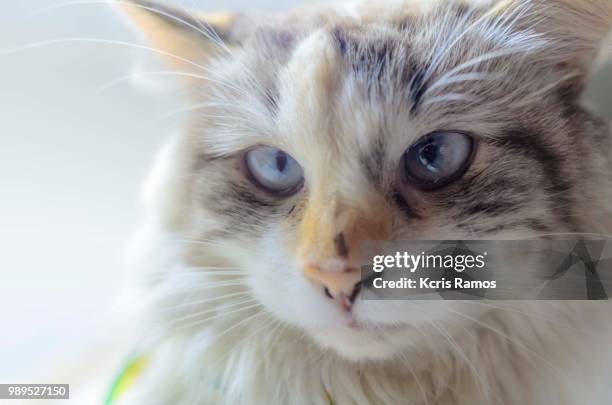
xmin=419 ymin=142 xmax=439 ymax=166
xmin=275 ymin=151 xmax=288 ymax=172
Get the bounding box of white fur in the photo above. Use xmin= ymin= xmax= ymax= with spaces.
xmin=116 ymin=0 xmax=612 ymax=403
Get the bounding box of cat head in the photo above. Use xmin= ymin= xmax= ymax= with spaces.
xmin=120 ymin=0 xmax=612 ymax=360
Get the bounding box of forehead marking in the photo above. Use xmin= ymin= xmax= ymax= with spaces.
xmin=407 ymin=66 xmax=427 ymax=113
xmin=331 ymin=27 xmax=428 ymax=112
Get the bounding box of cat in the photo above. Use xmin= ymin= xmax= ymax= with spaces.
xmin=114 ymin=0 xmax=612 ymax=404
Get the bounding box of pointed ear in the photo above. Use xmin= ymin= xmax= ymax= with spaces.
xmin=502 ymin=0 xmax=612 ymax=73
xmin=116 ymin=0 xmax=244 ymax=70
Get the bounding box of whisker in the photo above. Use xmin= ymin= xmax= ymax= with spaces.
xmin=105 ymin=0 xmax=272 ymax=103
xmin=154 ymin=101 xmax=264 ymax=124
xmin=159 ymin=269 xmax=247 ymax=274
xmin=423 ymin=72 xmax=504 ymax=96
xmin=157 ymin=290 xmax=251 ymax=312
xmin=0 ymin=36 xmax=259 ymax=106
xmin=0 ymin=38 xmax=211 ymax=73
xmin=152 ymin=280 xmax=246 ymax=291
xmin=145 ymin=271 xmax=248 ymax=281
xmin=211 ymin=311 xmax=271 ymax=377
xmin=173 ymin=0 xmax=232 ymax=55
xmin=35 ymin=0 xmax=228 ymax=46
xmin=515 ymin=72 xmax=581 ymax=106
xmin=163 ymin=237 xmax=259 ymax=254
xmin=432 ymin=45 xmax=539 ymax=91
xmin=421 ymin=5 xmax=478 ymax=87
xmin=95 ymin=70 xmax=214 ymax=93
xmin=204 ymin=319 xmax=277 ymax=396
xmin=421 ymin=93 xmax=476 ymax=108
xmin=428 ymin=318 xmax=494 ymax=402
xmin=175 ymin=266 xmax=247 ymax=272
xmin=161 ymin=297 xmax=258 ymax=328
xmin=447 ymin=308 xmax=574 ymax=385
xmin=165 ymin=301 xmax=263 ymax=334
xmin=399 ymin=353 xmax=428 ymax=405
xmin=423 ymin=0 xmax=528 ymax=87
xmin=459 ymin=302 xmax=587 ymax=331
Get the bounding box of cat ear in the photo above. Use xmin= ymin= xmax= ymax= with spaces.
xmin=116 ymin=0 xmax=245 ymax=70
xmin=500 ymin=0 xmax=612 ymax=73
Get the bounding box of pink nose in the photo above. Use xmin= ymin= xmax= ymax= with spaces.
xmin=304 ymin=264 xmax=361 ymax=311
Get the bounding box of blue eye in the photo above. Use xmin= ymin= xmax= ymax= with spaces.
xmin=403 ymin=132 xmax=474 ymax=190
xmin=245 ymin=146 xmax=304 ymax=195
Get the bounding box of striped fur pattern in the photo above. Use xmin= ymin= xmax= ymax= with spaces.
xmin=118 ymin=1 xmax=612 ymax=404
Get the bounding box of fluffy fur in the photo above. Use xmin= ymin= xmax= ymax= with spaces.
xmin=116 ymin=0 xmax=612 ymax=403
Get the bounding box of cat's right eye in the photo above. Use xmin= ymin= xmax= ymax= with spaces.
xmin=245 ymin=146 xmax=304 ymax=196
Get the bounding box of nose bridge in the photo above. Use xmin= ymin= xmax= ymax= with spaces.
xmin=333 ymin=199 xmax=390 ymax=262
xmin=299 ymin=187 xmax=391 ymax=269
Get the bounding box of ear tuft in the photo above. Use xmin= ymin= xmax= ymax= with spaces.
xmin=516 ymin=0 xmax=611 ymax=72
xmin=116 ymin=0 xmax=238 ymax=69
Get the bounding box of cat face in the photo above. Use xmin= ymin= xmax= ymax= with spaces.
xmin=121 ymin=0 xmax=612 ymax=360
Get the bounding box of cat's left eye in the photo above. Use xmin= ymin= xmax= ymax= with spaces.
xmin=402 ymin=131 xmax=475 ymax=190
xmin=245 ymin=146 xmax=304 ymax=196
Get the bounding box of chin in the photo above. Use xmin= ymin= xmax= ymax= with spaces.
xmin=307 ymin=321 xmax=415 ymax=361
xmin=309 ymin=327 xmax=391 ymax=361
xmin=301 ymin=299 xmax=489 ymax=362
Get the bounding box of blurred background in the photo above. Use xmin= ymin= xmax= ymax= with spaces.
xmin=0 ymin=0 xmax=610 ymax=401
